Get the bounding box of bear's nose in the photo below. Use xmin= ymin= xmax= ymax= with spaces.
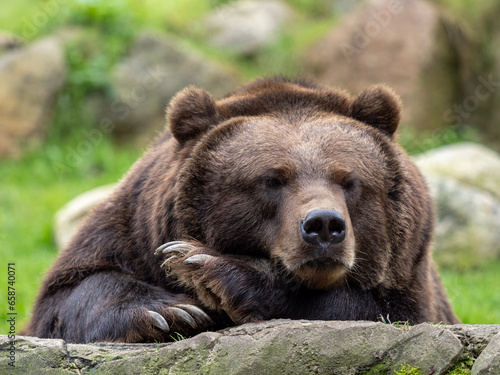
xmin=300 ymin=209 xmax=346 ymax=246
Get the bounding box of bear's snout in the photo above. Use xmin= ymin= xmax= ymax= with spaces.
xmin=300 ymin=209 xmax=346 ymax=246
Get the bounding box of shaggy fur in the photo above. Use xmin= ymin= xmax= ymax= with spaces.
xmin=24 ymin=77 xmax=459 ymax=343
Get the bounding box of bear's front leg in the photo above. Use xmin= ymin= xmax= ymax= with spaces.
xmin=156 ymin=241 xmax=296 ymax=324
xmin=27 ymin=271 xmax=214 ymax=343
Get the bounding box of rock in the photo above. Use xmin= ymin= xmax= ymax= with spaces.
xmin=0 ymin=336 xmax=69 ymax=374
xmin=449 ymin=324 xmax=500 ymax=363
xmin=472 ymin=331 xmax=500 ymax=375
xmin=414 ymin=143 xmax=500 ymax=270
xmin=415 ymin=142 xmax=500 ymax=201
xmin=0 ymin=36 xmax=66 ymax=158
xmin=203 ymin=0 xmax=294 ymax=56
xmin=0 ymin=320 xmax=470 ymax=374
xmin=0 ymin=334 xmax=161 ymax=374
xmin=423 ymin=174 xmax=500 ymax=270
xmin=54 ymin=184 xmax=116 ymax=250
xmin=103 ymin=31 xmax=240 ymax=141
xmin=303 ymin=0 xmax=465 ymax=133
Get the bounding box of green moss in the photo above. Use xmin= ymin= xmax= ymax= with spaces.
xmin=361 ymin=363 xmax=424 ymax=375
xmin=446 ymin=367 xmax=471 ymax=375
xmin=361 ymin=363 xmax=391 ymax=375
xmin=445 ymin=358 xmax=474 ymax=375
xmin=394 ymin=364 xmax=423 ymax=375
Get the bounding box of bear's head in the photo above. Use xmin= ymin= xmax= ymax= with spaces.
xmin=167 ymin=78 xmax=429 ymax=291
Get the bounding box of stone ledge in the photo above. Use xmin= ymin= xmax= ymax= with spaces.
xmin=1 ymin=320 xmax=499 ymax=374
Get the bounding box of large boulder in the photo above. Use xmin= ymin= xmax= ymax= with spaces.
xmin=415 ymin=142 xmax=500 ymax=200
xmin=0 ymin=320 xmax=472 ymax=374
xmin=472 ymin=331 xmax=500 ymax=375
xmin=203 ymin=0 xmax=294 ymax=56
xmin=0 ymin=36 xmax=66 ymax=157
xmin=101 ymin=31 xmax=240 ymax=141
xmin=303 ymin=0 xmax=465 ymax=133
xmin=415 ymin=143 xmax=500 ymax=270
xmin=424 ymin=174 xmax=500 ymax=270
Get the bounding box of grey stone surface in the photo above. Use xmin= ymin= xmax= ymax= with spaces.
xmin=103 ymin=31 xmax=240 ymax=141
xmin=0 ymin=334 xmax=163 ymax=374
xmin=0 ymin=36 xmax=66 ymax=157
xmin=450 ymin=324 xmax=500 ymax=364
xmin=203 ymin=0 xmax=294 ymax=55
xmin=424 ymin=174 xmax=500 ymax=270
xmin=414 ymin=143 xmax=500 ymax=270
xmin=415 ymin=142 xmax=500 ymax=201
xmin=303 ymin=0 xmax=464 ymax=133
xmin=472 ymin=331 xmax=500 ymax=375
xmin=5 ymin=320 xmax=495 ymax=374
xmin=97 ymin=320 xmax=462 ymax=375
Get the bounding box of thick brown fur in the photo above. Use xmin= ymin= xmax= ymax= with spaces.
xmin=24 ymin=77 xmax=459 ymax=343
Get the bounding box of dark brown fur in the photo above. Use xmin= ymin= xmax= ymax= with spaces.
xmin=24 ymin=77 xmax=459 ymax=343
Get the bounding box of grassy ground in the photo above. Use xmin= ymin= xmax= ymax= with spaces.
xmin=1 ymin=0 xmax=499 ymax=336
xmin=440 ymin=261 xmax=500 ymax=324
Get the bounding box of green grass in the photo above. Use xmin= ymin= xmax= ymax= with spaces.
xmin=397 ymin=125 xmax=480 ymax=156
xmin=440 ymin=260 xmax=500 ymax=324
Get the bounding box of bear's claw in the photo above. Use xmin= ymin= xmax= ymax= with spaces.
xmin=155 ymin=241 xmax=195 ymax=257
xmin=148 ymin=310 xmax=169 ymax=332
xmin=170 ymin=307 xmax=197 ymax=329
xmin=154 ymin=241 xmax=183 ymax=256
xmin=183 ymin=254 xmax=214 ymax=266
xmin=148 ymin=303 xmax=213 ymax=334
xmin=176 ymin=304 xmax=214 ymax=325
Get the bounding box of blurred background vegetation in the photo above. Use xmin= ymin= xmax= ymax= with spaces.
xmin=1 ymin=0 xmax=499 ymax=335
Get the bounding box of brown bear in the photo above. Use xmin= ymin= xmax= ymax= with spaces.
xmin=24 ymin=77 xmax=459 ymax=343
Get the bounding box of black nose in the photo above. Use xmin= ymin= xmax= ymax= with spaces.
xmin=300 ymin=209 xmax=346 ymax=246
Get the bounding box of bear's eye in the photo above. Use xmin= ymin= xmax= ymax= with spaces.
xmin=342 ymin=178 xmax=356 ymax=190
xmin=340 ymin=172 xmax=359 ymax=191
xmin=265 ymin=178 xmax=284 ymax=189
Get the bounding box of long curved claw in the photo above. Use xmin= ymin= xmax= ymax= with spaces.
xmin=176 ymin=304 xmax=214 ymax=326
xmin=170 ymin=307 xmax=197 ymax=329
xmin=154 ymin=241 xmax=185 ymax=256
xmin=183 ymin=254 xmax=214 ymax=266
xmin=148 ymin=310 xmax=170 ymax=332
xmin=155 ymin=242 xmax=196 ymax=257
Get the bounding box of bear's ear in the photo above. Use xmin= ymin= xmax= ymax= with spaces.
xmin=349 ymin=85 xmax=402 ymax=137
xmin=167 ymin=86 xmax=219 ymax=145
